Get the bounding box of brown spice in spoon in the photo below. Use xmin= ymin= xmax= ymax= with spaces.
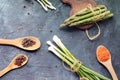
xmin=15 ymin=55 xmax=26 ymax=66
xmin=22 ymin=38 xmax=36 ymax=47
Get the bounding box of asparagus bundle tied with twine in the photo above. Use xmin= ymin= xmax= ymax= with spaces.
xmin=60 ymin=5 xmax=113 ymax=28
xmin=47 ymin=35 xmax=110 ymax=80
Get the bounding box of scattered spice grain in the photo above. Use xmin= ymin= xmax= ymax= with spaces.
xmin=22 ymin=38 xmax=36 ymax=47
xmin=50 ymin=30 xmax=53 ymax=33
xmin=23 ymin=6 xmax=26 ymax=8
xmin=27 ymin=12 xmax=30 ymax=15
xmin=31 ymin=2 xmax=34 ymax=5
xmin=17 ymin=26 xmax=23 ymax=30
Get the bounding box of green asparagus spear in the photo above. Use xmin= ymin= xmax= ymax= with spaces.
xmin=64 ymin=5 xmax=106 ymax=22
xmin=69 ymin=12 xmax=113 ymax=27
xmin=61 ymin=8 xmax=107 ymax=27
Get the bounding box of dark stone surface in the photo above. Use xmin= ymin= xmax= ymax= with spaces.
xmin=0 ymin=0 xmax=119 ymax=80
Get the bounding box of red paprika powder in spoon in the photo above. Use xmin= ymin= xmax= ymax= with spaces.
xmin=97 ymin=45 xmax=110 ymax=62
xmin=96 ymin=45 xmax=118 ymax=80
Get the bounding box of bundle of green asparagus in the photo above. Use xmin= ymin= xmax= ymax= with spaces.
xmin=47 ymin=35 xmax=110 ymax=80
xmin=60 ymin=5 xmax=113 ymax=28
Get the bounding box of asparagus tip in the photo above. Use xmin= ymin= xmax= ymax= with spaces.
xmin=60 ymin=24 xmax=66 ymax=28
xmin=48 ymin=5 xmax=56 ymax=10
xmin=53 ymin=35 xmax=59 ymax=42
xmin=46 ymin=41 xmax=53 ymax=46
xmin=48 ymin=46 xmax=57 ymax=54
xmin=48 ymin=46 xmax=61 ymax=57
xmin=48 ymin=46 xmax=54 ymax=51
xmin=52 ymin=7 xmax=56 ymax=10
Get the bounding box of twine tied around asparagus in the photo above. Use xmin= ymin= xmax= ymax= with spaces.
xmin=85 ymin=4 xmax=106 ymax=40
xmin=63 ymin=60 xmax=86 ymax=80
xmin=63 ymin=59 xmax=82 ymax=73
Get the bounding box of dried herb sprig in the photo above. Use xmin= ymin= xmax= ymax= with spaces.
xmin=37 ymin=0 xmax=56 ymax=11
xmin=47 ymin=35 xmax=110 ymax=80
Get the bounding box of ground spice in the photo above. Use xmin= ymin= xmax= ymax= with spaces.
xmin=27 ymin=12 xmax=30 ymax=15
xmin=97 ymin=45 xmax=110 ymax=62
xmin=22 ymin=38 xmax=36 ymax=47
xmin=15 ymin=55 xmax=26 ymax=66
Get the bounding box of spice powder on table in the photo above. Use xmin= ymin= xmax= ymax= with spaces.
xmin=22 ymin=38 xmax=36 ymax=47
xmin=15 ymin=55 xmax=26 ymax=66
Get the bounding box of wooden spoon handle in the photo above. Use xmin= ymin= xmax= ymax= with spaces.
xmin=0 ymin=66 xmax=11 ymax=77
xmin=107 ymin=64 xmax=118 ymax=80
xmin=0 ymin=39 xmax=14 ymax=45
xmin=105 ymin=61 xmax=118 ymax=80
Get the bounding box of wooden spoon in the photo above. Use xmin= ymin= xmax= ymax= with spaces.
xmin=0 ymin=54 xmax=28 ymax=77
xmin=96 ymin=45 xmax=118 ymax=80
xmin=62 ymin=0 xmax=97 ymax=29
xmin=0 ymin=36 xmax=41 ymax=50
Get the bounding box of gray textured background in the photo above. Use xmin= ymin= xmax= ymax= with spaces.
xmin=0 ymin=0 xmax=120 ymax=80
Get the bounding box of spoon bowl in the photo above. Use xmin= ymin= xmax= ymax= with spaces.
xmin=0 ymin=36 xmax=41 ymax=51
xmin=96 ymin=45 xmax=118 ymax=80
xmin=0 ymin=54 xmax=28 ymax=77
xmin=9 ymin=54 xmax=28 ymax=69
xmin=14 ymin=36 xmax=41 ymax=50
